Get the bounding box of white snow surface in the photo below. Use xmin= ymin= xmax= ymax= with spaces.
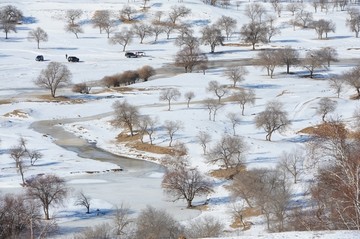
xmin=1 ymin=0 xmax=360 ymax=238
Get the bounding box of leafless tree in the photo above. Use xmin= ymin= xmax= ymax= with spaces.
xmin=163 ymin=120 xmax=183 ymax=147
xmin=231 ymin=88 xmax=256 ymax=116
xmin=346 ymin=7 xmax=360 ymax=38
xmin=162 ymin=165 xmax=213 ymax=208
xmin=239 ymin=22 xmax=268 ymax=50
xmin=109 ymin=28 xmax=133 ymax=52
xmin=186 ymin=215 xmax=224 ymax=238
xmin=244 ymin=3 xmax=267 ymax=23
xmin=135 ymin=206 xmax=184 ymax=239
xmin=200 ymin=24 xmax=223 ymax=53
xmin=342 ymin=65 xmax=360 ymax=98
xmin=206 ymin=135 xmax=247 ymax=169
xmin=316 ymin=47 xmax=338 ymax=67
xmin=151 ymin=24 xmax=164 ymax=42
xmin=224 ymin=65 xmax=248 ymax=87
xmin=27 ymin=27 xmax=48 ymax=49
xmin=206 ymin=80 xmax=228 ymax=103
xmin=159 ymin=88 xmax=181 ymax=111
xmin=120 ymin=5 xmax=137 ymax=22
xmin=137 ymin=65 xmax=156 ymax=81
xmin=75 ymin=191 xmax=91 ymax=214
xmin=266 ymin=18 xmax=281 ymax=42
xmin=255 ymin=100 xmax=290 ymax=141
xmin=160 ymin=142 xmax=189 ymax=170
xmin=227 ymin=112 xmax=241 ymax=136
xmin=34 ymin=62 xmax=72 ymax=98
xmin=175 ymin=46 xmax=207 ymax=73
xmin=197 ymin=131 xmax=212 ymax=155
xmin=163 ymin=21 xmax=177 ymax=39
xmin=26 ymin=174 xmax=68 ymax=220
xmin=215 ymin=15 xmax=237 ymax=40
xmin=168 ymin=5 xmax=191 ymax=24
xmin=65 ymin=9 xmax=83 ymax=25
xmin=286 ymin=2 xmax=303 ymax=16
xmin=113 ymin=203 xmax=133 ymax=238
xmin=328 ymin=77 xmax=344 ymax=98
xmin=92 ymin=10 xmax=111 ymax=34
xmin=203 ymin=98 xmax=223 ymax=121
xmin=271 ymin=1 xmax=283 ymax=17
xmin=112 ymin=100 xmax=140 ymax=136
xmin=184 ymin=91 xmax=195 ymax=108
xmin=153 ymin=11 xmax=164 ymax=23
xmin=278 ymin=148 xmax=305 ymax=184
xmin=316 ymin=97 xmax=337 ymax=122
xmin=257 ymin=49 xmax=280 ymax=78
xmin=276 ymin=47 xmax=300 ymax=74
xmin=65 ymin=23 xmax=83 ymax=39
xmin=132 ymin=23 xmax=152 ymax=44
xmin=138 ymin=115 xmax=158 ymax=144
xmin=0 ymin=5 xmax=23 ymax=39
xmin=310 ymin=19 xmax=336 ymax=39
xmin=72 ymin=82 xmax=91 ymax=94
xmin=302 ymin=50 xmax=326 ymax=78
xmin=295 ymin=10 xmax=313 ymax=28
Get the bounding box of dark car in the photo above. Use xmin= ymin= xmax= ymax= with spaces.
xmin=35 ymin=55 xmax=44 ymax=61
xmin=68 ymin=56 xmax=79 ymax=62
xmin=125 ymin=52 xmax=137 ymax=58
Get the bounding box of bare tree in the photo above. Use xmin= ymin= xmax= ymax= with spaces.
xmin=162 ymin=165 xmax=213 ymax=208
xmin=295 ymin=10 xmax=313 ymax=28
xmin=317 ymin=47 xmax=338 ymax=67
xmin=65 ymin=9 xmax=83 ymax=25
xmin=186 ymin=215 xmax=224 ymax=238
xmin=120 ymin=5 xmax=137 ymax=22
xmin=200 ymin=24 xmax=223 ymax=53
xmin=26 ymin=174 xmax=68 ymax=220
xmin=109 ymin=28 xmax=133 ymax=52
xmin=0 ymin=5 xmax=23 ymax=39
xmin=244 ymin=3 xmax=267 ymax=23
xmin=278 ymin=148 xmax=305 ymax=184
xmin=175 ymin=32 xmax=198 ymax=52
xmin=74 ymin=223 xmax=112 ymax=239
xmin=227 ymin=112 xmax=241 ymax=136
xmin=137 ymin=65 xmax=156 ymax=81
xmin=232 ymin=88 xmax=256 ymax=116
xmin=203 ymin=98 xmax=223 ymax=121
xmin=275 ymin=47 xmax=300 ymax=74
xmin=151 ymin=24 xmax=164 ymax=42
xmin=224 ymin=66 xmax=248 ymax=87
xmin=310 ymin=19 xmax=336 ymax=39
xmin=286 ymin=2 xmax=303 ymax=16
xmin=328 ymin=77 xmax=344 ymax=98
xmin=159 ymin=88 xmax=181 ymax=111
xmin=34 ymin=62 xmax=72 ymax=98
xmin=316 ymin=97 xmax=337 ymax=122
xmin=197 ymin=131 xmax=212 ymax=155
xmin=216 ymin=15 xmax=237 ymax=40
xmin=175 ymin=46 xmax=207 ymax=73
xmin=138 ymin=115 xmax=158 ymax=145
xmin=206 ymin=80 xmax=228 ymax=103
xmin=92 ymin=10 xmax=111 ymax=34
xmin=113 ymin=203 xmax=133 ymax=237
xmin=163 ymin=21 xmax=177 ymax=39
xmin=72 ymin=82 xmax=91 ymax=94
xmin=239 ymin=21 xmax=268 ymax=50
xmin=346 ymin=7 xmax=360 ymax=38
xmin=65 ymin=23 xmax=83 ymax=39
xmin=255 ymin=100 xmax=290 ymax=141
xmin=112 ymin=100 xmax=140 ymax=136
xmin=163 ymin=120 xmax=183 ymax=147
xmin=168 ymin=5 xmax=191 ymax=24
xmin=342 ymin=65 xmax=360 ymax=98
xmin=302 ymin=50 xmax=326 ymax=78
xmin=205 ymin=135 xmax=247 ymax=169
xmin=132 ymin=23 xmax=152 ymax=44
xmin=184 ymin=91 xmax=195 ymax=108
xmin=75 ymin=191 xmax=91 ymax=214
xmin=135 ymin=205 xmax=184 ymax=239
xmin=27 ymin=27 xmax=48 ymax=49
xmin=257 ymin=49 xmax=280 ymax=78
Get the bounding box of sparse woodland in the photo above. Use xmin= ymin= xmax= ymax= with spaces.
xmin=2 ymin=0 xmax=360 ymax=238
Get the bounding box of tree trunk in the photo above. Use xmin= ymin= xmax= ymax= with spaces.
xmin=187 ymin=199 xmax=192 ymax=208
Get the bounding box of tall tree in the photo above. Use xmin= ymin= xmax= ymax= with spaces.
xmin=159 ymin=88 xmax=181 ymax=111
xmin=0 ymin=5 xmax=23 ymax=39
xmin=27 ymin=27 xmax=48 ymax=49
xmin=109 ymin=28 xmax=133 ymax=52
xmin=275 ymin=47 xmax=300 ymax=74
xmin=200 ymin=24 xmax=223 ymax=53
xmin=232 ymin=88 xmax=256 ymax=116
xmin=215 ymin=15 xmax=237 ymax=40
xmin=224 ymin=65 xmax=248 ymax=87
xmin=34 ymin=62 xmax=72 ymax=98
xmin=112 ymin=100 xmax=140 ymax=136
xmin=239 ymin=22 xmax=268 ymax=50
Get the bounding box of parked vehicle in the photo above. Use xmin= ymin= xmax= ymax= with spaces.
xmin=35 ymin=55 xmax=44 ymax=61
xmin=68 ymin=56 xmax=79 ymax=62
xmin=125 ymin=52 xmax=138 ymax=58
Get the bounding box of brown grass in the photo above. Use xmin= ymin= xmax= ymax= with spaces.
xmin=230 ymin=207 xmax=262 ymax=230
xmin=210 ymin=165 xmax=245 ymax=179
xmin=3 ymin=109 xmax=29 ymax=118
xmin=298 ymin=122 xmax=348 ymax=139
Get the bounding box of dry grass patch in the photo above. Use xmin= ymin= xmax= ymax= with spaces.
xmin=210 ymin=165 xmax=245 ymax=179
xmin=230 ymin=207 xmax=261 ymax=230
xmin=298 ymin=122 xmax=348 ymax=138
xmin=3 ymin=109 xmax=29 ymax=118
xmin=130 ymin=141 xmax=175 ymax=155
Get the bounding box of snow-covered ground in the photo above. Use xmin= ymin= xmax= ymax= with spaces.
xmin=1 ymin=0 xmax=360 ymax=238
